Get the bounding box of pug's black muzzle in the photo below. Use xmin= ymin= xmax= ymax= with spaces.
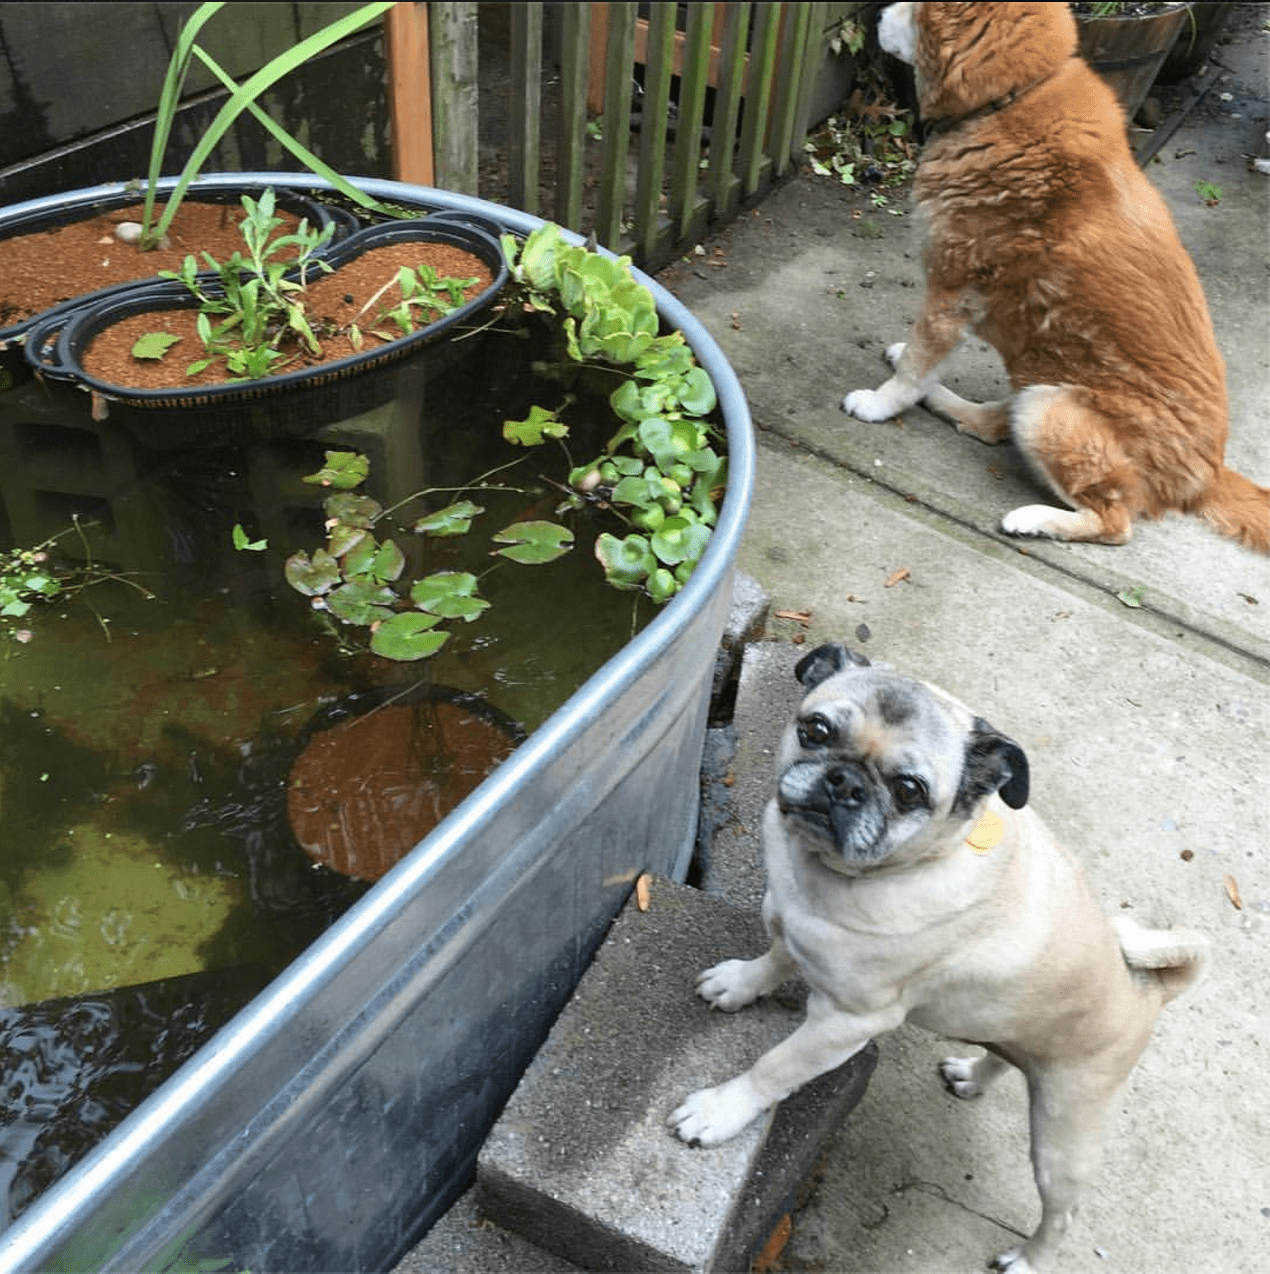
xmin=777 ymin=760 xmax=887 ymax=861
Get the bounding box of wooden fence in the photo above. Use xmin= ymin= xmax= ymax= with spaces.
xmin=385 ymin=2 xmax=833 ymax=270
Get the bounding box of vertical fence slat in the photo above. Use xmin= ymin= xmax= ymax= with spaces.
xmin=737 ymin=3 xmax=780 ymax=198
xmin=429 ymin=2 xmax=480 ymax=195
xmin=707 ymin=3 xmax=750 ymax=220
xmin=555 ymin=3 xmax=592 ymax=231
xmin=768 ymin=0 xmax=813 ymax=178
xmin=596 ymin=2 xmax=637 ymax=250
xmin=386 ymin=3 xmax=434 ymax=185
xmin=790 ymin=1 xmax=829 ymax=172
xmin=634 ymin=3 xmax=675 ymax=261
xmin=508 ymin=3 xmax=543 ymax=214
xmin=668 ymin=2 xmax=713 ymax=244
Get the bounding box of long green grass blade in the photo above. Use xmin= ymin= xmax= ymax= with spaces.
xmin=190 ymin=43 xmax=394 ymax=215
xmin=151 ymin=1 xmax=396 ymax=244
xmin=143 ymin=1 xmax=227 ymax=243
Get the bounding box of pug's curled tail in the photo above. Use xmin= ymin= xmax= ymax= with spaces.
xmin=1113 ymin=917 xmax=1211 ymax=1004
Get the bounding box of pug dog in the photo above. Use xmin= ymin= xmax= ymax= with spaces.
xmin=668 ymin=644 xmax=1209 ymax=1273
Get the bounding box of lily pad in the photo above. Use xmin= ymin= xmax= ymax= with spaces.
xmin=285 ymin=549 xmax=341 ymax=596
xmin=410 ymin=571 xmax=490 ymax=621
xmin=303 ymin=451 xmax=369 ymax=490
xmin=327 ymin=523 xmax=370 ymax=558
xmin=369 ymin=611 xmax=449 ymax=661
xmin=324 ymin=492 xmax=382 ymax=527
xmin=492 ymin=521 xmax=574 ymax=564
xmin=343 ymin=536 xmax=405 ymax=584
xmin=326 ymin=579 xmax=397 ymax=626
xmin=413 ymin=500 xmax=484 ymax=537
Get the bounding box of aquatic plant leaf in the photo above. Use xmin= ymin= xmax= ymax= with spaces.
xmin=231 ymin=522 xmax=267 ymax=552
xmin=611 ymin=475 xmax=658 ymax=508
xmin=327 ymin=523 xmax=369 ymax=558
xmin=517 ymin=222 xmax=567 ymax=293
xmin=675 ymin=366 xmax=717 ymax=416
xmin=647 ymin=567 xmax=679 ymax=603
xmin=410 ymin=571 xmax=490 ymax=621
xmin=651 ymin=516 xmax=712 ymax=567
xmin=370 ymin=611 xmax=449 ymax=661
xmin=637 ymin=417 xmax=700 ymax=471
xmin=504 ymin=404 xmax=569 ymax=446
xmin=609 ymin=378 xmax=644 ymax=424
xmin=303 ymin=450 xmax=369 ymax=490
xmin=413 ymin=500 xmax=485 ymax=537
xmin=594 ymin=533 xmax=656 ymax=588
xmin=132 ymin=331 xmax=182 ymax=360
xmin=343 ymin=536 xmax=405 ymax=584
xmin=324 ymin=492 xmax=382 ymax=527
xmin=492 ymin=521 xmax=574 ymax=564
xmin=285 ymin=548 xmax=341 ymax=596
xmin=326 ymin=579 xmax=397 ymax=625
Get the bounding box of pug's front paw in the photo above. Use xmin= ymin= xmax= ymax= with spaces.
xmin=668 ymin=1076 xmax=766 ymax=1147
xmin=696 ymin=958 xmax=764 ymax=1011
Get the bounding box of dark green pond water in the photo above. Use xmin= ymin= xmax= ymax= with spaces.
xmin=0 ymin=316 xmax=657 ymax=1223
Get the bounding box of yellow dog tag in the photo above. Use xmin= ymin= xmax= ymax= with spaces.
xmin=966 ymin=808 xmax=1004 ymax=854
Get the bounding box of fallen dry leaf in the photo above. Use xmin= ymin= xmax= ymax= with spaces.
xmin=885 ymin=567 xmax=911 ymax=588
xmin=1224 ymin=874 xmax=1243 ymax=910
xmin=753 ymin=1214 xmax=792 ymax=1274
xmin=845 ymin=593 xmax=868 ymax=603
xmin=775 ymin=608 xmax=813 ymax=626
xmin=731 ymin=312 xmax=742 ymax=330
xmin=636 ymin=873 xmax=652 ymax=912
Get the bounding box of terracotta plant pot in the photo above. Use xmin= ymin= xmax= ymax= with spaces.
xmin=23 ymin=216 xmax=508 ymax=447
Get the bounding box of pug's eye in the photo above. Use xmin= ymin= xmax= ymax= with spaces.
xmin=798 ymin=714 xmax=834 ymax=747
xmin=890 ymin=774 xmax=928 ymax=812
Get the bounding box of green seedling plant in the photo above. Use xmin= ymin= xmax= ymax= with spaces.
xmin=500 ymin=223 xmax=725 ymax=603
xmin=352 ymin=262 xmax=480 ymax=348
xmin=137 ymin=0 xmax=399 ymax=252
xmin=136 ymin=189 xmax=483 ymax=379
xmin=140 ymin=188 xmax=334 ymax=379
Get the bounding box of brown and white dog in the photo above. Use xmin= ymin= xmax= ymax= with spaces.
xmin=669 ymin=644 xmax=1210 ymax=1273
xmin=844 ymin=2 xmax=1269 ymax=552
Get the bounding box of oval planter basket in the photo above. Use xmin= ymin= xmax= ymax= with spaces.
xmin=24 ymin=217 xmax=509 ymax=448
xmin=0 ymin=181 xmax=353 ymax=379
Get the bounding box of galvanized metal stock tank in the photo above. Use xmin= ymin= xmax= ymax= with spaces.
xmin=0 ymin=177 xmax=755 ymax=1274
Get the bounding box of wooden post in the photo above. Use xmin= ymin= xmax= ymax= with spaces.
xmin=429 ymin=2 xmax=480 ymax=195
xmin=386 ymin=3 xmax=434 ymax=185
xmin=509 ymin=3 xmax=543 ymax=213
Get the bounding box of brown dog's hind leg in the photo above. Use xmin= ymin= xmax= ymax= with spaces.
xmin=1000 ymin=385 xmax=1138 ymax=545
xmin=923 ymin=384 xmax=1014 ymax=443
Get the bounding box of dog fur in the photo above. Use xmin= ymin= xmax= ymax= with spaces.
xmin=668 ymin=644 xmax=1210 ymax=1273
xmin=844 ymin=2 xmax=1269 ymax=552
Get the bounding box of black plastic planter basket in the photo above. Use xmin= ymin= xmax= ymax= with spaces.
xmin=0 ymin=182 xmax=354 ymax=379
xmin=24 ymin=217 xmax=509 ymax=448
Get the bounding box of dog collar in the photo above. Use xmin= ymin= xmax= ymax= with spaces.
xmin=925 ymin=63 xmax=1067 ymax=138
xmin=966 ymin=808 xmax=1004 ymax=855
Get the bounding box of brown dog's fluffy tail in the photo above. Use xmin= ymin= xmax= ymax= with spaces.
xmin=1113 ymin=917 xmax=1212 ymax=1004
xmin=1199 ymin=466 xmax=1270 ymax=554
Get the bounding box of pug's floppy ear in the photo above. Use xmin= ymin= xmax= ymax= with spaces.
xmin=957 ymin=718 xmax=1030 ymax=810
xmin=795 ymin=643 xmax=871 ymax=689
